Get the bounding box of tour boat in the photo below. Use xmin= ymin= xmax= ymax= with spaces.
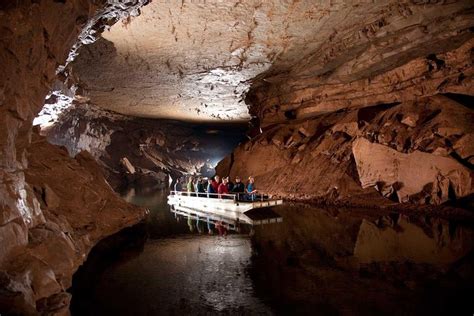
xmin=167 ymin=191 xmax=283 ymax=226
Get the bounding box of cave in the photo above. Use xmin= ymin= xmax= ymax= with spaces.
xmin=1 ymin=1 xmax=473 ymax=315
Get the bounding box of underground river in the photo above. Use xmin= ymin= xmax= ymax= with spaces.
xmin=69 ymin=187 xmax=474 ymax=315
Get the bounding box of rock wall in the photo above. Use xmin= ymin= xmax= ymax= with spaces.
xmin=0 ymin=1 xmax=149 ymax=314
xmin=0 ymin=132 xmax=147 ymax=314
xmin=217 ymin=95 xmax=474 ymax=206
xmin=41 ymin=103 xmax=246 ymax=190
xmin=248 ymin=24 xmax=474 ymax=128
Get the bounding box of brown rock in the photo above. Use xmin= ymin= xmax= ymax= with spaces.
xmin=43 ymin=184 xmax=60 ymax=209
xmin=454 ymin=133 xmax=474 ymax=160
xmin=120 ymin=157 xmax=136 ymax=174
xmin=352 ymin=137 xmax=473 ymax=204
xmin=401 ymin=113 xmax=419 ymax=127
xmin=354 ymin=217 xmax=474 ymax=264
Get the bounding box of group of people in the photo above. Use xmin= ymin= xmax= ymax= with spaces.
xmin=174 ymin=175 xmax=258 ymax=200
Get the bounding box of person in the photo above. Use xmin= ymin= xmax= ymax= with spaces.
xmin=211 ymin=175 xmax=220 ymax=193
xmin=218 ymin=177 xmax=229 ymax=198
xmin=231 ymin=176 xmax=245 ymax=200
xmin=226 ymin=177 xmax=234 ymax=192
xmin=195 ymin=176 xmax=205 ymax=197
xmin=187 ymin=176 xmax=194 ymax=196
xmin=206 ymin=178 xmax=215 ymax=197
xmin=174 ymin=177 xmax=183 ymax=192
xmin=245 ymin=176 xmax=257 ymax=201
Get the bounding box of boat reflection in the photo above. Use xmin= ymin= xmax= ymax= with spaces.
xmin=168 ymin=190 xmax=284 ymax=235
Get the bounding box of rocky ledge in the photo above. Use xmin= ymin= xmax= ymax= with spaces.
xmin=217 ymin=95 xmax=474 ymax=206
xmin=0 ymin=131 xmax=147 ymax=315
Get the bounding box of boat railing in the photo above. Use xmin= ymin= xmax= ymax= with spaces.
xmin=169 ymin=190 xmax=271 ymax=202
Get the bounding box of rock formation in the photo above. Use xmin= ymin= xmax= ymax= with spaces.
xmin=1 ymin=0 xmax=474 ymax=314
xmin=41 ymin=103 xmax=246 ymax=190
xmin=66 ymin=0 xmax=473 ymax=206
xmin=0 ymin=1 xmax=149 ymax=314
xmin=0 ymin=131 xmax=147 ymax=314
xmin=71 ymin=1 xmax=474 ymax=124
xmin=217 ymin=95 xmax=474 ymax=205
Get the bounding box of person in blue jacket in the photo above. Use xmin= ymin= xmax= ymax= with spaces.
xmin=245 ymin=176 xmax=257 ymax=201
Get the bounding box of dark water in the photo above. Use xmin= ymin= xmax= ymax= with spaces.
xmin=71 ymin=188 xmax=474 ymax=315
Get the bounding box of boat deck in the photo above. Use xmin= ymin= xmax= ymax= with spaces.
xmin=167 ymin=191 xmax=283 ymax=226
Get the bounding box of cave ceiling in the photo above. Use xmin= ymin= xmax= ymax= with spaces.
xmin=72 ymin=0 xmax=474 ymax=122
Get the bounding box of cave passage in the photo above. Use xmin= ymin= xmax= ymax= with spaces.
xmin=1 ymin=1 xmax=474 ymax=315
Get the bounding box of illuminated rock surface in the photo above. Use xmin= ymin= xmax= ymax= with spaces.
xmin=72 ymin=1 xmax=473 ymax=122
xmin=42 ymin=103 xmax=245 ymax=189
xmin=0 ymin=0 xmax=474 ymax=314
xmin=217 ymin=95 xmax=474 ymax=205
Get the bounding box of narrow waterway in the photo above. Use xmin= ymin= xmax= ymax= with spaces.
xmin=70 ymin=187 xmax=474 ymax=315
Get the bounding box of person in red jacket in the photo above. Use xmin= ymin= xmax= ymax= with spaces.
xmin=211 ymin=175 xmax=220 ymax=194
xmin=218 ymin=177 xmax=229 ymax=198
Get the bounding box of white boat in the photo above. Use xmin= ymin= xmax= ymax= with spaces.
xmin=167 ymin=191 xmax=283 ymax=226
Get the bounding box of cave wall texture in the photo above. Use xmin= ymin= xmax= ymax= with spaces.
xmin=0 ymin=0 xmax=473 ymax=314
xmin=42 ymin=103 xmax=245 ymax=190
xmin=0 ymin=1 xmax=149 ymax=314
xmin=67 ymin=0 xmax=473 ymax=206
xmin=214 ymin=2 xmax=474 ymax=206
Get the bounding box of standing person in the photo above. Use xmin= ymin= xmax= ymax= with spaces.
xmin=211 ymin=175 xmax=220 ymax=193
xmin=187 ymin=176 xmax=194 ymax=196
xmin=231 ymin=176 xmax=245 ymax=200
xmin=206 ymin=216 xmax=213 ymax=235
xmin=246 ymin=176 xmax=257 ymax=201
xmin=218 ymin=177 xmax=229 ymax=198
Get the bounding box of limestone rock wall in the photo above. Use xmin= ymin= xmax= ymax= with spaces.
xmin=42 ymin=103 xmax=246 ymax=190
xmin=0 ymin=132 xmax=147 ymax=314
xmin=216 ymin=95 xmax=474 ymax=205
xmin=0 ymin=1 xmax=149 ymax=314
xmin=249 ymin=38 xmax=474 ymax=127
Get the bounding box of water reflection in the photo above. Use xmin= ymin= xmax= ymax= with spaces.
xmin=77 ymin=187 xmax=474 ymax=315
xmin=250 ymin=204 xmax=474 ymax=315
xmin=78 ymin=186 xmax=272 ymax=315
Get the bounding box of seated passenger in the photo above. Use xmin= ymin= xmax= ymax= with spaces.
xmin=174 ymin=177 xmax=183 ymax=192
xmin=226 ymin=177 xmax=234 ymax=192
xmin=195 ymin=176 xmax=205 ymax=197
xmin=206 ymin=178 xmax=215 ymax=197
xmin=218 ymin=177 xmax=229 ymax=198
xmin=245 ymin=176 xmax=257 ymax=201
xmin=211 ymin=175 xmax=220 ymax=194
xmin=186 ymin=176 xmax=194 ymax=196
xmin=231 ymin=176 xmax=245 ymax=199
